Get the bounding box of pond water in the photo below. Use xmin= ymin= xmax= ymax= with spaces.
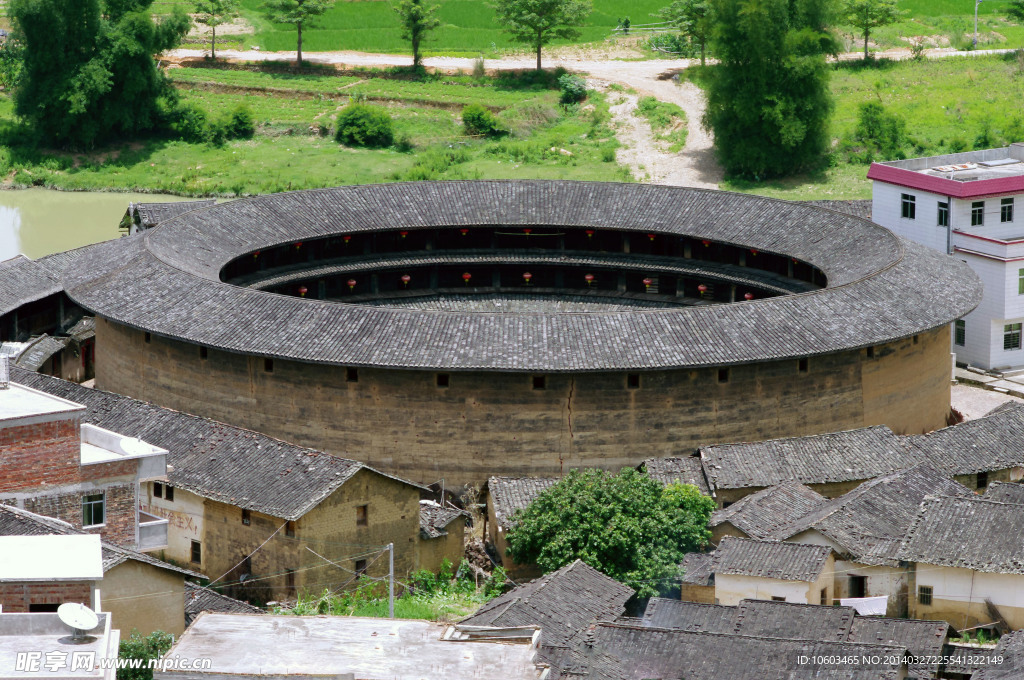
xmin=0 ymin=189 xmax=202 ymax=261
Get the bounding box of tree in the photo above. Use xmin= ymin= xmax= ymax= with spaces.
xmin=1008 ymin=0 xmax=1024 ymax=23
xmin=842 ymin=0 xmax=903 ymax=60
xmin=10 ymin=0 xmax=190 ymax=148
xmin=506 ymin=468 xmax=715 ymax=596
xmin=491 ymin=0 xmax=592 ymax=70
xmin=703 ymin=0 xmax=837 ymax=179
xmin=657 ymin=0 xmax=711 ymax=65
xmin=394 ymin=0 xmax=441 ymax=68
xmin=260 ymin=0 xmax=336 ymax=66
xmin=194 ymin=0 xmax=240 ymax=60
xmin=117 ymin=630 xmax=174 ymax=680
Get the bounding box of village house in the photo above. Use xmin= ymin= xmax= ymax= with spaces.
xmin=0 ymin=534 xmax=102 ymax=613
xmin=484 ymin=476 xmax=559 ymax=580
xmin=869 ymin=144 xmax=1024 ymax=370
xmin=708 ymin=536 xmax=835 ymax=607
xmin=0 ymin=377 xmax=169 ymax=551
xmin=0 ymin=504 xmax=199 ymax=635
xmin=13 ymin=367 xmax=459 ymax=604
xmin=678 ymin=552 xmax=716 ymax=604
xmin=184 ymin=582 xmax=264 ymax=628
xmin=418 ymin=502 xmax=470 ymax=574
xmin=899 ymin=495 xmax=1024 ymax=631
xmin=640 ymin=456 xmax=713 ymax=496
xmin=709 ymin=481 xmax=827 ymax=543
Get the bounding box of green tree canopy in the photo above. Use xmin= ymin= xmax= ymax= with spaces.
xmin=260 ymin=0 xmax=336 ymax=65
xmin=657 ymin=0 xmax=712 ymax=65
xmin=703 ymin=0 xmax=837 ymax=179
xmin=1008 ymin=0 xmax=1024 ymax=23
xmin=506 ymin=468 xmax=716 ymax=596
xmin=842 ymin=0 xmax=904 ymax=60
xmin=491 ymin=0 xmax=592 ymax=70
xmin=10 ymin=0 xmax=190 ymax=149
xmin=194 ymin=0 xmax=240 ymax=59
xmin=394 ymin=0 xmax=442 ymax=68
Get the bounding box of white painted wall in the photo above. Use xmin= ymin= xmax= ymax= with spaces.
xmin=916 ymin=563 xmax=1024 ymax=628
xmin=142 ymin=483 xmax=204 ymax=569
xmin=872 ymin=182 xmax=952 ymax=253
xmin=715 ymin=573 xmax=813 ymax=606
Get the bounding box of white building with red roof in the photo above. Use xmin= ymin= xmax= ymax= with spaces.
xmin=869 ymin=143 xmax=1024 ymax=370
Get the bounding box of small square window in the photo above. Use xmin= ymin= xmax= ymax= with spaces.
xmin=199 ymin=346 xmax=208 ymax=360
xmin=820 ymin=588 xmax=828 ymax=606
xmin=355 ymin=559 xmax=367 ymax=576
xmin=82 ymin=493 xmax=104 ymax=527
xmin=717 ymin=368 xmax=729 ymax=384
xmin=918 ymin=585 xmax=933 ymax=606
xmin=972 ymin=201 xmax=985 ymax=227
xmin=901 ymin=193 xmax=916 ymax=219
xmin=356 ymin=504 xmax=368 ymax=526
xmin=264 ymin=358 xmax=274 ymax=373
xmin=153 ymin=482 xmax=163 ymax=499
xmin=626 ymin=373 xmax=640 ymax=389
xmin=242 ymin=509 xmax=251 ymax=526
xmin=191 ymin=540 xmax=202 ymax=564
xmin=771 ymin=596 xmax=786 ymax=602
xmin=955 ymin=320 xmax=965 ymax=347
xmin=346 ymin=367 xmax=359 ymax=383
xmin=977 ymin=471 xmax=989 ymax=489
xmin=436 ymin=373 xmax=450 ymax=388
xmin=532 ymin=375 xmax=546 ymax=390
xmin=913 ymin=335 xmax=919 ymax=345
xmin=798 ymin=358 xmax=809 ymax=373
xmin=286 ymin=521 xmax=295 ymax=538
xmin=165 ymin=485 xmax=174 ymax=502
xmin=937 ymin=201 xmax=950 ymax=228
xmin=1002 ymin=198 xmax=1015 ymax=223
xmin=867 ymin=346 xmax=875 ymax=359
xmin=144 ymin=332 xmax=151 ymax=344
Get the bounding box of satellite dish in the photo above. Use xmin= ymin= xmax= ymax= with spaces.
xmin=57 ymin=603 xmax=99 ymax=645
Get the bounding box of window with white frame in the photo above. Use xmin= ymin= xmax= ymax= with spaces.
xmin=1005 ymin=323 xmax=1022 ymax=351
xmin=1003 ymin=198 xmax=1015 ymax=223
xmin=82 ymin=493 xmax=105 ymax=527
xmin=901 ymin=194 xmax=916 ymax=219
xmin=954 ymin=320 xmax=965 ymax=346
xmin=937 ymin=201 xmax=949 ymax=227
xmin=1019 ymin=269 xmax=1024 ymax=296
xmin=972 ymin=201 xmax=985 ymax=226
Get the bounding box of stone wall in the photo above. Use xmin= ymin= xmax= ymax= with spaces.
xmin=95 ymin=319 xmax=954 ymax=487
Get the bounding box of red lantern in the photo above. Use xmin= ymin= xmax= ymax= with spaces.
xmin=584 ymin=273 xmax=595 ymax=286
xmin=401 ymin=274 xmax=411 ymax=287
xmin=460 ymin=228 xmax=469 ymax=236
xmin=750 ymin=249 xmax=758 ymax=256
xmin=647 ymin=233 xmax=656 ymax=241
xmin=697 ymin=284 xmax=708 ymax=294
xmin=744 ymin=292 xmax=754 ymax=300
xmin=253 ymin=250 xmax=260 ymax=259
xmin=585 ymin=229 xmax=595 ymax=239
xmin=701 ymin=240 xmax=710 ymax=247
xmin=523 ymin=272 xmax=533 ymax=284
xmin=462 ymin=272 xmax=472 ymax=285
xmin=343 ymin=235 xmax=351 ymax=244
xmin=347 ymin=279 xmax=357 ymax=291
xmin=399 ymin=231 xmax=409 ymax=239
xmin=295 ymin=242 xmax=303 ymax=250
xmin=298 ymin=286 xmax=308 ymax=297
xmin=524 ymin=228 xmax=532 ymax=235
xmin=642 ymin=278 xmax=653 ymax=291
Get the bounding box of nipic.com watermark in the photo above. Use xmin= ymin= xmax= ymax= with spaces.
xmin=14 ymin=651 xmax=212 ymax=673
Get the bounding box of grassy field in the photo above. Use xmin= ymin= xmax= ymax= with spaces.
xmin=719 ymin=53 xmax=1024 ymax=200
xmin=0 ymin=66 xmax=628 ymax=196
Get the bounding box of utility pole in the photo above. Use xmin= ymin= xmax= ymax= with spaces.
xmin=388 ymin=543 xmax=394 ymax=619
xmin=974 ymin=0 xmax=983 ymax=49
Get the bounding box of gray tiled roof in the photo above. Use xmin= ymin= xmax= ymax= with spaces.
xmin=712 ymin=537 xmax=830 ymax=582
xmin=641 ymin=599 xmax=734 ymax=632
xmin=12 ymin=368 xmax=426 ymax=520
xmin=732 ymin=599 xmax=856 ymax=641
xmin=898 ymin=496 xmax=1024 ymax=574
xmin=38 ymin=181 xmax=979 ymax=371
xmin=848 ymin=617 xmax=954 ymax=677
xmin=973 ymin=630 xmax=1024 ymax=680
xmin=12 ymin=334 xmax=68 ymax=370
xmin=769 ymin=465 xmax=975 ymax=566
xmin=710 ymin=482 xmax=826 ymax=539
xmin=801 ymin=200 xmax=872 ymax=220
xmin=131 ymin=200 xmax=216 ymax=229
xmin=487 ymin=476 xmax=559 ymax=530
xmin=0 ymin=504 xmax=199 ymax=578
xmin=184 ymin=582 xmax=264 ymax=626
xmin=680 ymin=551 xmax=715 ymax=586
xmin=906 ymin=403 xmax=1024 ymax=475
xmin=460 ymin=560 xmax=633 ymax=657
xmin=643 ymin=456 xmax=711 ymax=496
xmin=0 ymin=255 xmax=61 ymax=317
xmin=419 ymin=503 xmax=467 ymax=539
xmin=984 ymin=482 xmax=1024 ymax=503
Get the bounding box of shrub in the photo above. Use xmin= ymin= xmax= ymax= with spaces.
xmin=558 ymin=73 xmax=587 ymax=104
xmin=335 ymin=104 xmax=394 ymax=148
xmin=462 ymin=103 xmax=505 ymax=137
xmin=849 ymin=101 xmax=908 ymax=161
xmin=472 ymin=55 xmax=486 ymax=79
xmin=395 ymin=132 xmax=414 ymax=152
xmin=600 ymin=145 xmax=617 ymax=162
xmin=169 ymin=104 xmax=211 ymax=143
xmin=225 ymin=104 xmax=256 ymax=140
xmin=117 ymin=631 xmax=174 ymax=680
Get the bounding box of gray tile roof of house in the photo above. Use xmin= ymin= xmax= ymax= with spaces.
xmin=680 ymin=551 xmax=715 ymax=586
xmin=710 ymin=481 xmax=826 ymax=539
xmin=848 ymin=617 xmax=954 ymax=677
xmin=11 ymin=334 xmax=69 ymax=370
xmin=184 ymin=582 xmax=264 ymax=627
xmin=12 ymin=368 xmax=426 ymax=521
xmin=641 ymin=599 xmax=734 ymax=632
xmin=973 ymin=630 xmax=1024 ymax=680
xmin=898 ymin=495 xmax=1024 ymax=575
xmin=0 ymin=504 xmax=200 ymax=578
xmin=712 ymin=537 xmax=831 ymax=582
xmin=768 ymin=465 xmax=975 ymax=566
xmin=984 ymin=482 xmax=1024 ymax=503
xmin=65 ymin=316 xmax=95 ymax=343
xmin=419 ymin=502 xmax=467 ymax=539
xmin=460 ymin=560 xmax=633 ymax=657
xmin=555 ymin=622 xmax=908 ymax=680
xmin=0 ymin=255 xmax=61 ymax=317
xmin=732 ymin=599 xmax=856 ymax=641
xmin=642 ymin=456 xmax=711 ymax=496
xmin=36 ymin=181 xmax=979 ymax=372
xmin=906 ymin=402 xmax=1024 ymax=474
xmin=130 ymin=200 xmax=216 ymax=229
xmin=801 ymin=199 xmax=872 ymax=220
xmin=942 ymin=643 xmax=1001 ymax=677
xmin=487 ymin=476 xmax=560 ymax=531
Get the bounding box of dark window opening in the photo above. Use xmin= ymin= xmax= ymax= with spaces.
xmin=717 ymin=368 xmax=729 ymax=384
xmin=356 ymin=504 xmax=368 ymax=526
xmin=191 ymin=540 xmax=202 ymax=564
xmin=286 ymin=521 xmax=295 ymax=538
xmin=918 ymin=585 xmax=933 ymax=606
xmin=867 ymin=347 xmax=875 ymax=359
xmin=913 ymin=335 xmax=919 ymax=345
xmin=972 ymin=201 xmax=985 ymax=227
xmin=798 ymin=358 xmax=809 ymax=373
xmin=977 ymin=471 xmax=989 ymax=489
xmin=144 ymin=332 xmax=151 ymax=344
xmin=955 ymin=320 xmax=966 ymax=347
xmin=264 ymin=358 xmax=274 ymax=373
xmin=1002 ymin=197 xmax=1015 ymax=223
xmin=242 ymin=509 xmax=251 ymax=526
xmin=285 ymin=568 xmax=296 ymax=589
xmin=901 ymin=193 xmax=916 ymax=219
xmin=153 ymin=482 xmax=163 ymax=499
xmin=820 ymin=588 xmax=828 ymax=606
xmin=771 ymin=596 xmax=786 ymax=602
xmin=532 ymin=375 xmax=547 ymax=390
xmin=436 ymin=373 xmax=450 ymax=388
xmin=627 ymin=373 xmax=640 ymax=389
xmin=199 ymin=346 xmax=208 ymax=360
xmin=849 ymin=575 xmax=867 ymax=598
xmin=165 ymin=485 xmax=174 ymax=502
xmin=346 ymin=367 xmax=359 ymax=382
xmin=355 ymin=559 xmax=368 ymax=576
xmin=938 ymin=201 xmax=950 ymax=228
xmin=82 ymin=493 xmax=104 ymax=527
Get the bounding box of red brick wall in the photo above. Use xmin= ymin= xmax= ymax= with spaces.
xmin=22 ymin=484 xmax=137 ymax=547
xmin=0 ymin=417 xmax=81 ymax=491
xmin=81 ymin=458 xmax=139 ymax=481
xmin=0 ymin=581 xmax=92 ymax=612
